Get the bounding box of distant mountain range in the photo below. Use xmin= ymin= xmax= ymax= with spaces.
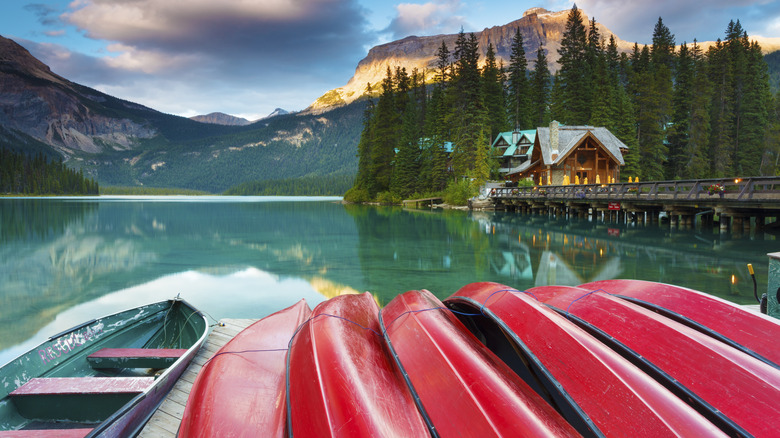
xmin=190 ymin=108 xmax=290 ymax=126
xmin=1 ymin=7 xmax=779 ymax=192
xmin=0 ymin=34 xmax=361 ymax=192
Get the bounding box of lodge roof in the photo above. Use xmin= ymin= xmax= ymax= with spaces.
xmin=492 ymin=130 xmax=536 ymax=157
xmin=507 ymin=124 xmax=628 ymax=176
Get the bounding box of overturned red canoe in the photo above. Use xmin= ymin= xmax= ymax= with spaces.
xmin=445 ymin=282 xmax=726 ymax=438
xmin=178 ymin=299 xmax=311 ymax=438
xmin=381 ymin=289 xmax=579 ymax=437
xmin=286 ymin=293 xmax=429 ymax=437
xmin=532 ymin=285 xmax=780 ymax=437
xmin=579 ymin=279 xmax=780 ymax=368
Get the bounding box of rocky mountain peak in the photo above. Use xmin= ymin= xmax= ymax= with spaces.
xmin=190 ymin=112 xmax=251 ymax=126
xmin=0 ymin=35 xmax=158 ymax=155
xmin=306 ymin=8 xmax=629 ymax=113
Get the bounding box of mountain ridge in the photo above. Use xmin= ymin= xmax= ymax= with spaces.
xmin=306 ymin=7 xmax=780 ymax=113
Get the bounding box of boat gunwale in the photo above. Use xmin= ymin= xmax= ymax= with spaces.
xmin=537 ymin=292 xmax=750 ymax=438
xmin=378 ymin=300 xmax=440 ymax=438
xmin=0 ymin=297 xmax=207 ymax=436
xmin=85 ymin=297 xmax=208 ymax=437
xmin=443 ymin=294 xmax=603 ymax=438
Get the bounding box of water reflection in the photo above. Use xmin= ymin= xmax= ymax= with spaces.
xmin=0 ymin=267 xmax=327 ymax=365
xmin=0 ymin=197 xmax=774 ymax=364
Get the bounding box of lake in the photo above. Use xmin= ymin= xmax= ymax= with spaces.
xmin=0 ymin=196 xmax=775 ymax=365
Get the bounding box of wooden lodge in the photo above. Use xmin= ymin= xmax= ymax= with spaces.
xmin=502 ymin=121 xmax=628 ymax=185
xmin=492 ymin=129 xmax=536 ymax=174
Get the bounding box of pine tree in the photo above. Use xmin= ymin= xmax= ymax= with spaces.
xmin=448 ymin=30 xmax=488 ymax=180
xmin=666 ymin=42 xmax=693 ymax=179
xmin=688 ymin=40 xmax=712 ymax=178
xmin=370 ymin=67 xmax=400 ymax=194
xmin=529 ymin=47 xmax=551 ymax=128
xmin=507 ymin=27 xmax=530 ymax=130
xmin=354 ymin=83 xmax=377 ymax=193
xmin=707 ymin=39 xmax=734 ymax=176
xmin=557 ymin=5 xmax=589 ymax=124
xmin=738 ymin=40 xmax=771 ymax=175
xmin=483 ymin=42 xmax=508 ymax=140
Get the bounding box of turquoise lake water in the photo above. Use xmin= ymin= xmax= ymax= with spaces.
xmin=0 ymin=196 xmax=775 ymax=364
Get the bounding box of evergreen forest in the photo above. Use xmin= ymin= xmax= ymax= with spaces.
xmin=224 ymin=174 xmax=353 ymax=196
xmin=348 ymin=5 xmax=780 ymax=203
xmin=0 ymin=148 xmax=99 ymax=195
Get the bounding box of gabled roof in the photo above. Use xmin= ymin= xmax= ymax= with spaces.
xmin=492 ymin=130 xmax=536 ymax=157
xmin=491 ymin=130 xmax=536 ymax=148
xmin=536 ymin=125 xmax=626 ymax=166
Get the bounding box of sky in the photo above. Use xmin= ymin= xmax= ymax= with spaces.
xmin=2 ymin=0 xmax=779 ymax=121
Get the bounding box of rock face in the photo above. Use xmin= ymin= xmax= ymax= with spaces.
xmin=307 ymin=7 xmax=780 ymax=114
xmin=190 ymin=112 xmax=252 ymax=126
xmin=0 ymin=35 xmax=156 ymax=154
xmin=307 ymin=8 xmax=634 ymax=113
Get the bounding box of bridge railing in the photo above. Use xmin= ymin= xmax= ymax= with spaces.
xmin=489 ymin=176 xmax=780 ymax=202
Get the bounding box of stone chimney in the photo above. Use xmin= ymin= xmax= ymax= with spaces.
xmin=512 ymin=130 xmax=520 ymax=145
xmin=550 ymin=120 xmax=559 ymax=161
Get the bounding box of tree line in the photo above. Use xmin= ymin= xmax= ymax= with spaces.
xmin=0 ymin=148 xmax=99 ymax=195
xmin=224 ymin=173 xmax=354 ymax=196
xmin=347 ymin=5 xmax=778 ymax=203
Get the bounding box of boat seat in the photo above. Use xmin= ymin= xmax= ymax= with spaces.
xmin=87 ymin=348 xmax=187 ymax=369
xmin=0 ymin=428 xmax=93 ymax=437
xmin=9 ymin=377 xmax=153 ymax=422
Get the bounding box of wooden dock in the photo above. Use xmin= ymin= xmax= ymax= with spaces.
xmin=138 ymin=318 xmax=258 ymax=437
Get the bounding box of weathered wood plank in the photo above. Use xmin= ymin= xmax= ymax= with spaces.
xmin=137 ymin=318 xmax=258 ymax=438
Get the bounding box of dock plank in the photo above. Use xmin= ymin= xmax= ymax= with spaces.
xmin=137 ymin=318 xmax=258 ymax=438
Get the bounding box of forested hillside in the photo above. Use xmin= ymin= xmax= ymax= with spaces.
xmin=69 ymin=102 xmax=364 ymax=193
xmin=350 ymin=6 xmax=779 ymax=204
xmin=0 ymin=148 xmax=98 ymax=195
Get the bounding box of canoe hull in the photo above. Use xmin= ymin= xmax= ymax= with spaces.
xmin=445 ymin=282 xmax=726 ymax=437
xmin=579 ymin=279 xmax=780 ymax=367
xmin=178 ymin=300 xmax=312 ymax=438
xmin=381 ymin=289 xmax=579 ymax=437
xmin=531 ymin=285 xmax=780 ymax=437
xmin=286 ymin=293 xmax=429 ymax=437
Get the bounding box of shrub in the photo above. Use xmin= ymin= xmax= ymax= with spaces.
xmin=376 ymin=191 xmax=402 ymax=205
xmin=444 ymin=179 xmax=477 ymax=206
xmin=343 ymin=186 xmax=371 ymax=203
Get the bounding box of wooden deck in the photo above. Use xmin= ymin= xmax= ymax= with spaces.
xmin=137 ymin=318 xmax=258 ymax=437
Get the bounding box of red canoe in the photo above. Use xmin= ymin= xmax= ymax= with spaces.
xmin=381 ymin=289 xmax=579 ymax=437
xmin=445 ymin=282 xmax=727 ymax=438
xmin=532 ymin=285 xmax=780 ymax=437
xmin=178 ymin=299 xmax=311 ymax=438
xmin=286 ymin=292 xmax=429 ymax=437
xmin=579 ymin=279 xmax=780 ymax=367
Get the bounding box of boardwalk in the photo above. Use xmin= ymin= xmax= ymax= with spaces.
xmin=488 ymin=176 xmax=780 ymax=232
xmin=138 ymin=318 xmax=258 ymax=437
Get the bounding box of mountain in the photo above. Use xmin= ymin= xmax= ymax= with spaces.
xmin=0 ymin=35 xmax=159 ymax=154
xmin=190 ymin=112 xmax=251 ymax=126
xmin=266 ymin=108 xmax=290 ymax=118
xmin=0 ymin=34 xmax=362 ymax=193
xmin=307 ymin=8 xmax=633 ymax=112
xmin=307 ymin=7 xmax=780 ymax=113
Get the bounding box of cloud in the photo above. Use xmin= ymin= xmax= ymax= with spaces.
xmin=24 ymin=3 xmax=61 ymax=27
xmin=62 ymin=0 xmax=371 ymax=74
xmin=385 ymin=0 xmax=467 ymax=39
xmin=19 ymin=0 xmax=377 ymax=116
xmin=575 ymin=0 xmax=780 ymax=44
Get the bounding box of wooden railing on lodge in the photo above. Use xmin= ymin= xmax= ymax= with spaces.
xmin=489 ymin=177 xmax=780 ymax=204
